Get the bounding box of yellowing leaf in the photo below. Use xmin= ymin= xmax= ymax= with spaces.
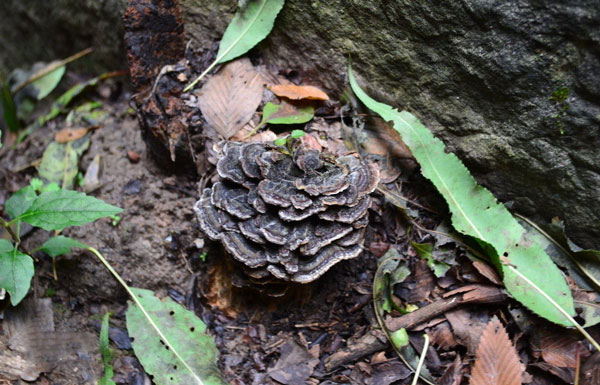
xmin=270 ymin=84 xmax=329 ymax=101
xmin=197 ymin=58 xmax=264 ymax=139
xmin=469 ymin=318 xmax=522 ymax=385
xmin=260 ymin=101 xmax=314 ymax=125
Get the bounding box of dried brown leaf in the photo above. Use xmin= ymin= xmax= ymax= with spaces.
xmin=469 ymin=317 xmax=522 ymax=385
xmin=540 ymin=331 xmax=586 ymax=368
xmin=472 ymin=260 xmax=503 ymax=285
xmin=197 ymin=58 xmax=264 ymax=139
xmin=269 ymin=84 xmax=329 ymax=101
xmin=54 ymin=127 xmax=89 ymax=143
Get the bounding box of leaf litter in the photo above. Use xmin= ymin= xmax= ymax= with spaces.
xmin=3 ymin=11 xmax=600 ymax=385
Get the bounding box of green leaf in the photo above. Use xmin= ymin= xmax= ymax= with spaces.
xmin=16 ymin=190 xmax=122 ymax=231
xmin=126 ymin=288 xmax=228 ymax=385
xmin=349 ymin=65 xmax=575 ymax=326
xmin=260 ymin=102 xmax=314 ymax=125
xmin=5 ymin=185 xmax=37 ymax=219
xmin=389 ymin=328 xmax=409 ymax=349
xmin=273 ymin=137 xmax=287 ymax=146
xmin=1 ymin=81 xmax=20 ymax=132
xmin=217 ymin=0 xmax=285 ymax=64
xmin=290 ymin=129 xmax=305 ymax=139
xmin=99 ymin=313 xmax=116 ymax=385
xmin=0 ymin=244 xmax=34 ymax=306
xmin=31 ymin=65 xmax=66 ymax=100
xmin=39 ymin=236 xmax=87 ymax=257
xmin=38 ymin=135 xmax=91 ymax=189
xmin=410 ymin=241 xmax=451 ymax=278
xmin=0 ymin=239 xmax=14 ymax=253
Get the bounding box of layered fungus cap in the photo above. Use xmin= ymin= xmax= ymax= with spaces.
xmin=194 ymin=142 xmax=380 ymax=284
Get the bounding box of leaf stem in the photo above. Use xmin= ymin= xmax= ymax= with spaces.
xmin=507 ymin=264 xmax=600 ymax=351
xmin=182 ymin=59 xmax=219 ymax=93
xmin=411 ymin=334 xmax=430 ymax=385
xmin=87 ymin=246 xmax=205 ymax=385
xmin=0 ymin=217 xmax=30 ymax=256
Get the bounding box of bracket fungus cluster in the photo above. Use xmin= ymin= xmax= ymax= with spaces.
xmin=194 ymin=142 xmax=380 ymax=287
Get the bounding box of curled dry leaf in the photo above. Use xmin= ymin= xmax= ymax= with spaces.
xmin=269 ymin=84 xmax=329 ymax=101
xmin=54 ymin=127 xmax=90 ymax=143
xmin=469 ymin=317 xmax=523 ymax=385
xmin=197 ymin=58 xmax=264 ymax=139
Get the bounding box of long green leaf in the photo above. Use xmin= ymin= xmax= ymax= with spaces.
xmin=15 ymin=190 xmax=122 ymax=231
xmin=1 ymin=81 xmax=20 ymax=132
xmin=126 ymin=288 xmax=228 ymax=385
xmin=217 ymin=0 xmax=284 ymax=63
xmin=349 ymin=66 xmax=575 ymax=326
xmin=0 ymin=241 xmax=34 ymax=306
xmin=183 ymin=0 xmax=284 ymax=92
xmin=99 ymin=313 xmax=116 ymax=385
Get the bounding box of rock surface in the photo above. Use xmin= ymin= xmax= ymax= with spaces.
xmin=1 ymin=0 xmax=598 ymax=248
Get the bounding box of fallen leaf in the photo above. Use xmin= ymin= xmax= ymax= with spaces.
xmin=472 ymin=261 xmax=503 ymax=286
xmin=268 ymin=340 xmax=319 ymax=385
xmin=581 ymin=351 xmax=600 ymax=385
xmin=446 ymin=308 xmax=489 ymax=355
xmin=54 ymin=127 xmax=90 ymax=143
xmin=469 ymin=317 xmax=522 ymax=385
xmin=197 ymin=58 xmax=264 ymax=139
xmin=38 ymin=134 xmax=90 ymax=189
xmin=539 ymin=331 xmax=587 ymax=368
xmin=260 ymin=101 xmax=315 ymax=126
xmin=436 ymin=355 xmax=463 ymax=385
xmin=269 ymin=84 xmax=329 ymax=101
xmin=299 ymin=132 xmax=322 ymax=150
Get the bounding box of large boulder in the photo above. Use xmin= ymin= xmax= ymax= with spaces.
xmin=187 ymin=0 xmax=600 ymax=249
xmin=1 ymin=0 xmax=598 ymax=248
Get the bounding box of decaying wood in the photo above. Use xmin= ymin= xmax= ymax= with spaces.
xmin=324 ymin=330 xmax=388 ymax=372
xmin=386 ymin=285 xmax=507 ymax=332
xmin=325 ymin=285 xmax=506 ymax=370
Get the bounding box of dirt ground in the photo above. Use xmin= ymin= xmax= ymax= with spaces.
xmin=0 ymin=82 xmax=410 ymax=385
xmin=1 ymin=61 xmax=599 ymax=385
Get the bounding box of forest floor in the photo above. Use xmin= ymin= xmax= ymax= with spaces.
xmin=1 ymin=58 xmax=598 ymax=385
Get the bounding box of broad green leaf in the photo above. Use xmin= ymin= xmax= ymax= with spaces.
xmin=0 ymin=239 xmax=14 ymax=253
xmin=5 ymin=185 xmax=37 ymax=219
xmin=38 ymin=134 xmax=91 ymax=189
xmin=16 ymin=190 xmax=122 ymax=231
xmin=217 ymin=0 xmax=285 ymax=64
xmin=260 ymin=102 xmax=314 ymax=125
xmin=31 ymin=65 xmax=66 ymax=100
xmin=126 ymin=288 xmax=228 ymax=385
xmin=99 ymin=313 xmax=116 ymax=385
xmin=1 ymin=81 xmax=20 ymax=132
xmin=39 ymin=236 xmax=87 ymax=257
xmin=349 ymin=66 xmax=574 ymax=326
xmin=0 ymin=245 xmax=34 ymax=306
